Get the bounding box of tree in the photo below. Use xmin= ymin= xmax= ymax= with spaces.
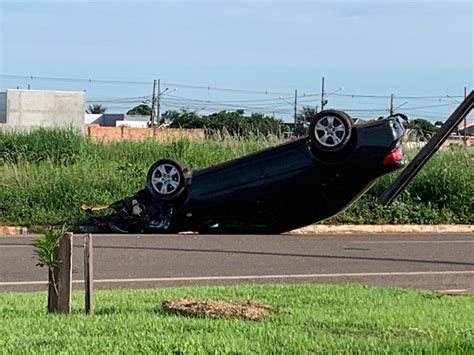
xmin=86 ymin=104 xmax=107 ymax=114
xmin=166 ymin=109 xmax=209 ymax=128
xmin=127 ymin=104 xmax=152 ymax=116
xmin=297 ymin=106 xmax=318 ymax=124
xmin=206 ymin=110 xmax=286 ymax=137
xmin=161 ymin=110 xmax=181 ymax=125
xmin=165 ymin=109 xmax=286 ymax=137
xmin=407 ymin=118 xmax=436 ymax=141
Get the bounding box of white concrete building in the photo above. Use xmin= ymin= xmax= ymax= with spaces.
xmin=0 ymin=89 xmax=85 ymax=131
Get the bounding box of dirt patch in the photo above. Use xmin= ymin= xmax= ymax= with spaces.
xmin=437 ymin=289 xmax=473 ymax=296
xmin=162 ymin=297 xmax=273 ymax=321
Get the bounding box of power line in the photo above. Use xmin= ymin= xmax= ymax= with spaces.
xmin=3 ymin=73 xmax=465 ymax=100
xmin=2 ymin=73 xmax=467 ymax=106
xmin=160 ymin=81 xmax=292 ymax=96
xmin=0 ymin=73 xmax=149 ymax=85
xmin=163 ymin=103 xmax=293 ymax=115
xmin=0 ymin=73 xmax=294 ymax=96
xmin=162 ymin=94 xmax=296 ymax=111
xmin=332 ymin=93 xmax=464 ymax=99
xmin=86 ymin=95 xmax=151 ymax=103
xmin=401 ymin=102 xmax=457 ymax=110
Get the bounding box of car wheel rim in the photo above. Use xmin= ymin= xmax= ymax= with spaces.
xmin=151 ymin=163 xmax=181 ymax=195
xmin=314 ymin=115 xmax=347 ymax=147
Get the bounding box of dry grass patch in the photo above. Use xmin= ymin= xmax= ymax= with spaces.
xmin=162 ymin=297 xmax=273 ymax=321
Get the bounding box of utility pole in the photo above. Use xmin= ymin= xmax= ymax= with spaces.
xmin=320 ymin=77 xmax=325 ymax=111
xmin=150 ymin=79 xmax=157 ymax=128
xmin=156 ymin=79 xmax=161 ymax=125
xmin=463 ymin=86 xmax=467 ymax=145
xmin=294 ymin=89 xmax=298 ymax=127
xmin=390 ymin=93 xmax=394 ymax=115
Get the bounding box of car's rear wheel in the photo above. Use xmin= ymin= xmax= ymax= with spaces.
xmin=146 ymin=159 xmax=186 ymax=200
xmin=309 ymin=110 xmax=353 ymax=152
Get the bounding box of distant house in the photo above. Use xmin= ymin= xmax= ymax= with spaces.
xmin=0 ymin=89 xmax=85 ymax=131
xmin=85 ymin=113 xmax=150 ymax=128
xmin=457 ymin=120 xmax=474 ymax=136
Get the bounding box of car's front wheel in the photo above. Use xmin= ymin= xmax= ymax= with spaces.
xmin=146 ymin=159 xmax=186 ymax=200
xmin=309 ymin=110 xmax=353 ymax=152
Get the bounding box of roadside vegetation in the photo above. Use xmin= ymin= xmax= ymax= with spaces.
xmin=0 ymin=128 xmax=472 ymax=226
xmin=1 ymin=284 xmax=473 ymax=353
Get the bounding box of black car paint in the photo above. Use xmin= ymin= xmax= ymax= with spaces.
xmin=92 ymin=117 xmax=405 ymax=234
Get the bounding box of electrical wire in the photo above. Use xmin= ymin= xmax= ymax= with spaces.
xmin=1 ymin=73 xmax=466 ymax=100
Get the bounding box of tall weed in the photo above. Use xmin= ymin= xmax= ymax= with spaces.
xmin=0 ymin=129 xmax=472 ymax=225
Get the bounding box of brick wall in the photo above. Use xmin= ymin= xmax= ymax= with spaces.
xmin=85 ymin=124 xmax=205 ymax=142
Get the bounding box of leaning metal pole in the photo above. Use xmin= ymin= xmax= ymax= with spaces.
xmin=378 ymin=90 xmax=474 ymax=207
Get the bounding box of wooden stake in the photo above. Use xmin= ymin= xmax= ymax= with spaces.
xmin=84 ymin=233 xmax=94 ymax=315
xmin=47 ymin=232 xmax=73 ymax=313
xmin=57 ymin=232 xmax=73 ymax=313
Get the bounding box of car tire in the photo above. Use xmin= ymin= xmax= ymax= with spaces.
xmin=309 ymin=110 xmax=353 ymax=152
xmin=146 ymin=159 xmax=186 ymax=200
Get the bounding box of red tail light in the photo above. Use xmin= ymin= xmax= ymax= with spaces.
xmin=383 ymin=145 xmax=404 ymax=165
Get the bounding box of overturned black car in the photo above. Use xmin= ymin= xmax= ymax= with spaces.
xmin=85 ymin=110 xmax=406 ymax=234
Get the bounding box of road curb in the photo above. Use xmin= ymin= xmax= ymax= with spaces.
xmin=0 ymin=226 xmax=29 ymax=236
xmin=0 ymin=224 xmax=472 ymax=236
xmin=290 ymin=224 xmax=474 ymax=234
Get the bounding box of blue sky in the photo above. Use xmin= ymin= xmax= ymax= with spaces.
xmin=0 ymin=0 xmax=472 ymax=121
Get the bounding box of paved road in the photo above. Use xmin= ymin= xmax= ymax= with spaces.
xmin=1 ymin=233 xmax=473 ymax=293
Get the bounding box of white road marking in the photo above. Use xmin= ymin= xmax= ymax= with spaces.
xmin=0 ymin=245 xmax=31 ymax=248
xmin=354 ymin=240 xmax=474 ymax=244
xmin=2 ymin=240 xmax=472 ymax=249
xmin=1 ymin=270 xmax=474 ymax=286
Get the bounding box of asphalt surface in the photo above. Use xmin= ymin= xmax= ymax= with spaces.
xmin=1 ymin=233 xmax=473 ymax=293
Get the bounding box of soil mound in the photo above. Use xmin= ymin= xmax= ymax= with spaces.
xmin=162 ymin=297 xmax=272 ymax=321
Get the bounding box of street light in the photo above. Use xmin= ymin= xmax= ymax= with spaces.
xmin=278 ymin=96 xmax=292 ymax=105
xmin=326 ymin=87 xmax=344 ymax=98
xmin=393 ymin=101 xmax=408 ymax=111
xmin=150 ymin=80 xmax=177 ymax=127
xmin=321 ymin=87 xmax=343 ymax=110
xmin=278 ymin=92 xmax=298 ymax=128
xmin=157 ymin=87 xmax=177 ymax=124
xmin=159 ymin=87 xmax=170 ymax=96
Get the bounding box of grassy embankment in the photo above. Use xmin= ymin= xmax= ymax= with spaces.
xmin=1 ymin=284 xmax=473 ymax=353
xmin=0 ymin=128 xmax=472 ymax=226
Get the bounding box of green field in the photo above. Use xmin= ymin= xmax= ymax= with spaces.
xmin=1 ymin=284 xmax=473 ymax=353
xmin=0 ymin=128 xmax=473 ymax=226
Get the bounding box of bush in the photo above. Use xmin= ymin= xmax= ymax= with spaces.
xmin=166 ymin=109 xmax=287 ymax=137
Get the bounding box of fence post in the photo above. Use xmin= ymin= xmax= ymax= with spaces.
xmin=84 ymin=233 xmax=94 ymax=315
xmin=57 ymin=232 xmax=73 ymax=313
xmin=47 ymin=232 xmax=72 ymax=313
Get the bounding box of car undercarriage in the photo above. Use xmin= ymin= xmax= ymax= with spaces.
xmin=82 ymin=93 xmax=474 ymax=234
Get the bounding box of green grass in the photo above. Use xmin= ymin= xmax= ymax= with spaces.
xmin=0 ymin=128 xmax=473 ymax=226
xmin=1 ymin=284 xmax=473 ymax=353
xmin=0 ymin=134 xmax=276 ymax=225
